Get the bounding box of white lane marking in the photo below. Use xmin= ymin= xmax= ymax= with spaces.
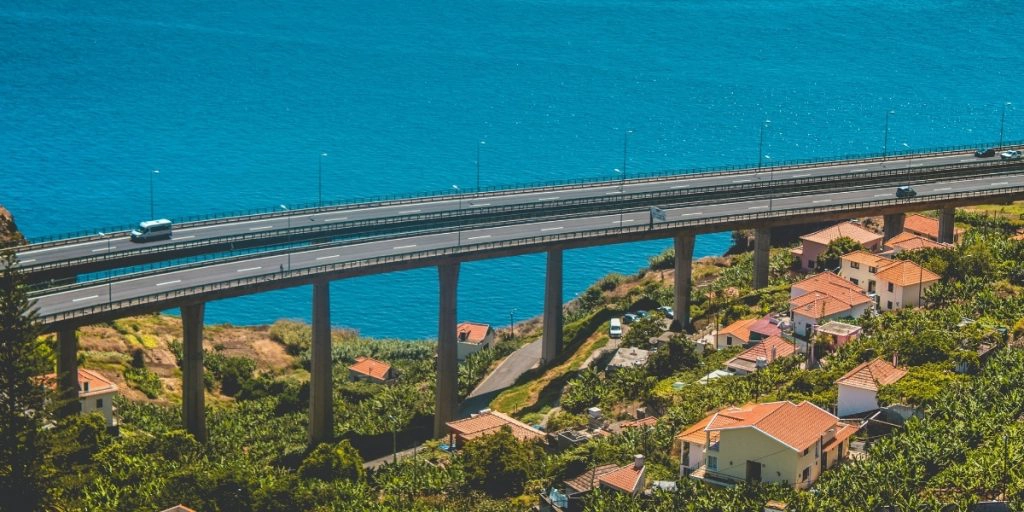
xmin=540 ymin=191 xmax=555 ymax=194
xmin=874 ymin=194 xmax=890 ymax=197
xmin=541 ymin=226 xmax=564 ymax=232
xmin=538 ymin=196 xmax=561 ymax=201
xmin=316 ymin=254 xmax=340 ymax=261
xmin=812 ymin=199 xmax=832 ymax=203
xmin=72 ymin=295 xmax=99 ymax=302
xmin=606 ymin=191 xmax=622 ymax=195
xmin=468 ymin=235 xmax=491 ymax=240
xmin=959 ymin=158 xmax=978 ymax=162
xmin=399 ymin=209 xmax=421 ymax=214
xmin=934 ymin=187 xmax=951 ymax=191
xmin=237 ymin=266 xmax=262 ymax=272
xmin=248 ymin=225 xmax=274 ymax=231
xmin=733 ymin=179 xmax=751 ymax=183
xmin=670 ymin=185 xmax=690 ymax=189
xmin=324 ymin=217 xmax=348 ymax=222
xmin=680 ymin=212 xmax=703 ymax=217
xmin=748 ymin=206 xmax=768 ymax=210
xmin=19 ymin=259 xmax=35 ymax=263
xmin=175 ymin=235 xmax=195 ymax=241
xmin=992 ymin=182 xmax=1008 ymax=186
xmin=90 ymin=246 xmax=115 ymax=252
xmin=792 ymin=174 xmax=809 ymax=178
xmin=394 ymin=244 xmax=417 ymax=250
xmin=473 ymin=203 xmax=491 ymax=207
xmin=156 ymin=280 xmax=181 ymax=287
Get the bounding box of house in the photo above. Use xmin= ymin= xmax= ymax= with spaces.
xmin=605 ymin=347 xmax=650 ymax=373
xmin=815 ymin=321 xmax=862 ymax=348
xmin=683 ymin=401 xmax=859 ymax=489
xmin=836 ymin=358 xmax=907 ymax=417
xmin=724 ymin=336 xmax=797 ymax=375
xmin=874 ymin=259 xmax=940 ymax=310
xmin=791 ymin=222 xmax=883 ymax=272
xmin=714 ymin=315 xmax=780 ymax=350
xmin=901 ymin=214 xmax=963 ymax=244
xmin=445 ymin=409 xmax=544 ymax=449
xmin=883 ymin=231 xmax=947 ymax=254
xmin=597 ymin=455 xmax=647 ymax=495
xmin=159 ymin=506 xmax=198 ymax=512
xmin=676 ymin=410 xmax=717 ymax=476
xmin=542 ymin=463 xmax=621 ymax=512
xmin=791 ymin=271 xmax=866 ymax=301
xmin=456 ymin=321 xmax=495 ymax=360
xmin=789 ymin=273 xmax=873 ymax=340
xmin=347 ymin=356 xmax=396 ymax=383
xmin=839 ymin=250 xmax=890 ymax=294
xmin=44 ymin=368 xmax=119 ymax=428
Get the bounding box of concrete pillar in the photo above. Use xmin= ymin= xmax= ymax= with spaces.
xmin=56 ymin=327 xmax=80 ymax=417
xmin=673 ymin=233 xmax=695 ymax=332
xmin=181 ymin=303 xmax=207 ymax=443
xmin=752 ymin=228 xmax=771 ymax=289
xmin=883 ymin=213 xmax=906 ymax=242
xmin=309 ymin=280 xmax=333 ymax=446
xmin=434 ymin=262 xmax=460 ymax=438
xmin=542 ymin=248 xmax=564 ymax=365
xmin=938 ymin=207 xmax=955 ymax=244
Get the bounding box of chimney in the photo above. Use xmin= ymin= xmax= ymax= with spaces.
xmin=479 ymin=408 xmax=492 ymax=415
xmin=755 ymin=357 xmax=768 ymax=369
xmin=892 ymin=353 xmax=898 ymax=367
xmin=771 ymin=345 xmax=777 ymax=362
xmin=633 ymin=454 xmax=645 ymax=469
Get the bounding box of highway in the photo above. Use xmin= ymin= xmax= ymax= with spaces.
xmin=16 ymin=149 xmax=1020 ymax=281
xmin=31 ymin=167 xmax=1024 ymax=325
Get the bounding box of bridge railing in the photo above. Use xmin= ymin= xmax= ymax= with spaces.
xmin=21 ymin=139 xmax=1023 ymax=248
xmin=35 ymin=183 xmax=1024 ymax=327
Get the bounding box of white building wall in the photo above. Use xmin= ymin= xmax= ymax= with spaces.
xmin=839 ymin=261 xmax=881 ymax=293
xmin=837 ymin=384 xmax=879 ymax=417
xmin=681 ymin=441 xmax=705 ymax=476
xmin=792 ymin=304 xmax=870 ymax=339
xmin=457 ymin=341 xmax=486 ymax=361
xmin=80 ymin=391 xmax=116 ymax=427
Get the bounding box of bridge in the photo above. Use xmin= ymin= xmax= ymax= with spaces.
xmin=19 ymin=144 xmax=1024 ymax=445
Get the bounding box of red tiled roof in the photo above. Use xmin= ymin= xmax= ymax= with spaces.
xmin=800 ymin=222 xmax=882 ymax=246
xmin=564 ymin=464 xmax=619 ymax=494
xmin=902 ymin=214 xmax=963 ymax=241
xmin=725 ymin=336 xmax=797 ymax=373
xmin=347 ymin=356 xmax=393 ymax=381
xmin=875 ymin=260 xmax=940 ymax=287
xmin=748 ymin=315 xmax=783 ymax=338
xmin=43 ymin=368 xmax=118 ymax=398
xmin=791 ymin=289 xmax=872 ymax=319
xmin=598 ymin=463 xmax=645 ymax=494
xmin=718 ymin=318 xmax=759 ymax=343
xmin=793 ymin=271 xmax=865 ymax=297
xmin=160 ymin=506 xmax=198 ymax=512
xmin=456 ymin=322 xmax=491 ymax=344
xmin=446 ymin=410 xmax=545 ymax=443
xmin=707 ymin=401 xmax=852 ymax=452
xmin=841 ymin=250 xmax=889 ymax=267
xmin=619 ymin=416 xmax=658 ymax=429
xmin=822 ymin=422 xmax=859 ymax=451
xmin=676 ymin=411 xmax=719 ymax=445
xmin=836 ymin=358 xmax=907 ymax=391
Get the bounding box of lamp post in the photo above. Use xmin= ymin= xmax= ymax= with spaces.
xmin=452 ymin=185 xmax=462 ymax=246
xmin=476 ymin=140 xmax=485 ymax=193
xmin=149 ymin=169 xmax=160 ymax=219
xmin=318 ymin=152 xmax=328 ymax=207
xmin=1000 ymin=102 xmax=1012 ymax=150
xmin=388 ymin=413 xmax=398 ymax=465
xmin=279 ymin=205 xmax=291 ymax=271
xmin=883 ymin=110 xmax=895 ymax=161
xmin=97 ymin=232 xmax=113 ymax=305
xmin=509 ymin=308 xmax=517 ymax=340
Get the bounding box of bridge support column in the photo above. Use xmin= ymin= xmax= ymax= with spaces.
xmin=56 ymin=327 xmax=80 ymax=418
xmin=542 ymin=248 xmax=564 ymax=365
xmin=673 ymin=233 xmax=695 ymax=332
xmin=883 ymin=213 xmax=906 ymax=242
xmin=181 ymin=303 xmax=207 ymax=443
xmin=938 ymin=207 xmax=955 ymax=244
xmin=435 ymin=262 xmax=460 ymax=438
xmin=753 ymin=228 xmax=771 ymax=289
xmin=309 ymin=280 xmax=334 ymax=446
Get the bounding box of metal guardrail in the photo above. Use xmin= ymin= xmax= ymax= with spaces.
xmin=35 ymin=183 xmax=1024 ymax=326
xmin=20 ymin=139 xmax=1023 ymax=247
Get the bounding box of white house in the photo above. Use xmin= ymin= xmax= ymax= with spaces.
xmin=874 ymin=260 xmax=940 ymax=311
xmin=836 ymin=358 xmax=907 ymax=417
xmin=839 ymin=250 xmax=890 ymax=295
xmin=456 ymin=322 xmax=495 ymax=361
xmin=45 ymin=368 xmax=119 ymax=428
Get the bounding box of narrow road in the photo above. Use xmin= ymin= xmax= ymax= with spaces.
xmin=458 ymin=338 xmax=542 ymax=417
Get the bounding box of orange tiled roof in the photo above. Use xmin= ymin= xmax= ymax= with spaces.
xmin=446 ymin=410 xmax=545 ymax=443
xmin=160 ymin=506 xmax=198 ymax=512
xmin=902 ymin=214 xmax=963 ymax=241
xmin=841 ymin=250 xmax=889 ymax=267
xmin=725 ymin=336 xmax=797 ymax=373
xmin=836 ymin=358 xmax=907 ymax=391
xmin=347 ymin=356 xmax=393 ymax=381
xmin=456 ymin=322 xmax=491 ymax=344
xmin=875 ymin=260 xmax=940 ymax=287
xmin=564 ymin=464 xmax=619 ymax=493
xmin=884 ymin=231 xmax=946 ymax=251
xmin=598 ymin=463 xmax=645 ymax=494
xmin=790 ymin=292 xmax=868 ymax=318
xmin=43 ymin=368 xmax=118 ymax=398
xmin=822 ymin=422 xmax=859 ymax=451
xmin=707 ymin=401 xmax=851 ymax=452
xmin=676 ymin=411 xmax=719 ymax=445
xmin=718 ymin=318 xmax=759 ymax=343
xmin=793 ymin=271 xmax=865 ymax=297
xmin=619 ymin=416 xmax=658 ymax=429
xmin=800 ymin=222 xmax=882 ymax=246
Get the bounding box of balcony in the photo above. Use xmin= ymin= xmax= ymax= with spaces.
xmin=707 ymin=441 xmax=720 ymax=452
xmin=689 ymin=466 xmax=743 ymax=487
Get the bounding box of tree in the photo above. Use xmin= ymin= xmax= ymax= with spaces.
xmin=648 ymin=334 xmax=699 ymax=377
xmin=0 ymin=249 xmax=51 ymax=510
xmin=458 ymin=426 xmax=543 ymax=498
xmin=816 ymin=236 xmax=864 ymax=272
xmin=299 ymin=439 xmax=365 ymax=482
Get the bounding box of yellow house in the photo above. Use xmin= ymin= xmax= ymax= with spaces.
xmin=681 ymin=401 xmax=858 ymax=490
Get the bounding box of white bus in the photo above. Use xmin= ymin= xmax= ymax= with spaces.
xmin=130 ymin=219 xmax=173 ymax=242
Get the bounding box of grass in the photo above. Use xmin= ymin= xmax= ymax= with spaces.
xmin=962 ymin=202 xmax=1024 ymax=226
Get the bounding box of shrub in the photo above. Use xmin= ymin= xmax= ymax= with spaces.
xmin=124 ymin=367 xmax=162 ymax=398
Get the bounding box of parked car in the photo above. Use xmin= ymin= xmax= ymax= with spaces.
xmin=1001 ymin=150 xmax=1022 ymax=161
xmin=635 ymin=310 xmax=648 ymax=319
xmin=656 ymin=306 xmax=674 ymax=319
xmin=975 ymin=148 xmax=996 ymax=158
xmin=622 ymin=313 xmax=639 ymax=324
xmin=895 ymin=185 xmax=917 ymax=198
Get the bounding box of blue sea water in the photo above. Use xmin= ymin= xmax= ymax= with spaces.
xmin=1 ymin=1 xmax=1020 ymax=338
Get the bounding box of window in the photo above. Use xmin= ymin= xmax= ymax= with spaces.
xmin=887 ymin=301 xmax=893 ymax=310
xmin=808 ymin=260 xmax=816 ymax=269
xmin=850 ymin=261 xmax=860 ymax=269
xmin=96 ymin=398 xmax=103 ymax=409
xmin=726 ymin=337 xmax=733 ymax=346
xmin=887 ymin=283 xmax=894 ymax=292
xmin=802 ymin=466 xmax=811 ymax=481
xmin=850 ymin=278 xmax=859 ymax=285
xmin=869 ymin=266 xmax=877 ymax=273
xmin=707 ymin=456 xmax=718 ymax=470
xmin=803 ymin=447 xmax=810 ymax=456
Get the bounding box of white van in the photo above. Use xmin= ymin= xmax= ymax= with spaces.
xmin=609 ymin=318 xmax=623 ymax=339
xmin=131 ymin=219 xmax=173 ymax=242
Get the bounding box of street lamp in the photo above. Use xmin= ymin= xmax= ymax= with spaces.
xmin=388 ymin=413 xmax=398 ymax=465
xmin=97 ymin=232 xmax=113 ymax=305
xmin=509 ymin=308 xmax=517 ymax=340
xmin=476 ymin=140 xmax=485 ymax=193
xmin=1000 ymin=102 xmax=1012 ymax=150
xmin=318 ymin=152 xmax=328 ymax=207
xmin=452 ymin=185 xmax=462 ymax=247
xmin=279 ymin=205 xmax=291 ymax=271
xmin=149 ymin=169 xmax=160 ymax=219
xmin=883 ymin=110 xmax=895 ymax=161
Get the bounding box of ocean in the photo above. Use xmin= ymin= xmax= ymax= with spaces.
xmin=1 ymin=0 xmax=1019 ymax=338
